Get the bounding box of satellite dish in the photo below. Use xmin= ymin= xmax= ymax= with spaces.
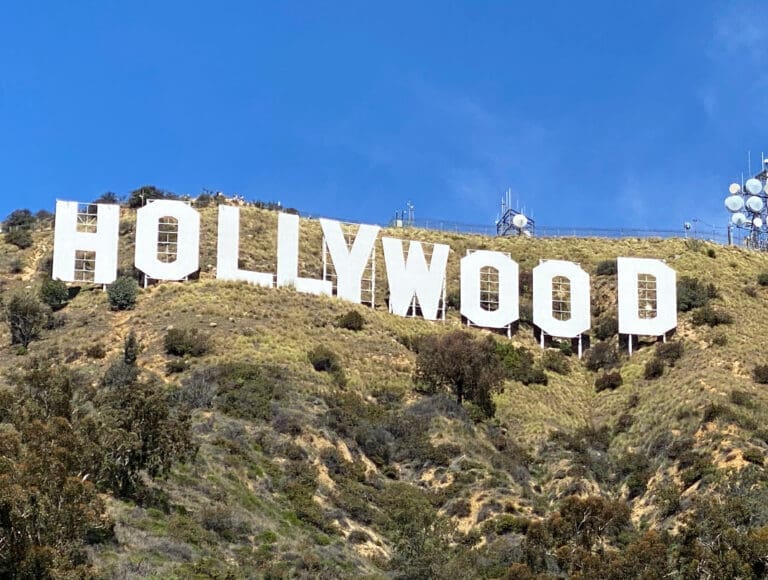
xmin=729 ymin=183 xmax=742 ymax=194
xmin=746 ymin=178 xmax=763 ymax=194
xmin=763 ymin=183 xmax=768 ymax=194
xmin=732 ymin=212 xmax=748 ymax=226
xmin=746 ymin=196 xmax=765 ymax=213
xmin=512 ymin=214 xmax=528 ymax=229
xmin=684 ymin=222 xmax=692 ymax=230
xmin=725 ymin=195 xmax=745 ymax=212
xmin=754 ymin=217 xmax=764 ymax=228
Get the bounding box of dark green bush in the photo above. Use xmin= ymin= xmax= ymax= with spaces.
xmin=39 ymin=278 xmax=69 ymax=310
xmin=165 ymin=359 xmax=189 ymax=374
xmin=753 ymin=365 xmax=768 ymax=384
xmin=309 ymin=345 xmax=340 ymax=372
xmin=337 ymin=309 xmax=365 ymax=331
xmin=584 ymin=342 xmax=618 ymax=371
xmin=214 ymin=363 xmax=279 ymax=421
xmin=706 ymin=248 xmax=716 ymax=258
xmin=729 ymin=390 xmax=753 ymax=408
xmin=743 ymin=448 xmax=763 ymax=466
xmin=595 ymin=371 xmax=623 ymax=392
xmin=542 ymin=350 xmax=570 ymax=374
xmin=5 ymin=229 xmax=33 ymax=249
xmin=691 ymin=306 xmax=733 ymax=327
xmin=85 ymin=343 xmax=107 ymax=359
xmin=644 ymin=358 xmax=664 ymax=379
xmin=595 ymin=260 xmax=617 ymax=276
xmin=9 ymin=257 xmax=23 ymax=274
xmin=107 ymin=276 xmax=138 ymax=310
xmin=482 ymin=514 xmax=529 ymax=536
xmin=3 ymin=292 xmax=49 ymax=347
xmin=496 ymin=341 xmax=548 ymax=385
xmin=594 ymin=316 xmax=618 ymax=341
xmin=758 ymin=272 xmax=768 ymax=286
xmin=164 ymin=327 xmax=209 ymax=357
xmin=677 ymin=276 xmax=718 ymax=312
xmin=711 ymin=331 xmax=728 ymax=346
xmin=655 ymin=341 xmax=683 ymax=366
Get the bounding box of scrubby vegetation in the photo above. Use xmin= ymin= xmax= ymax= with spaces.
xmin=1 ymin=203 xmax=768 ymax=577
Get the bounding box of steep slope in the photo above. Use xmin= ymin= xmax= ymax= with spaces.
xmin=2 ymin=206 xmax=768 ymax=578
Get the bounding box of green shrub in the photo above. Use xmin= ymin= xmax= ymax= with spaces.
xmin=3 ymin=292 xmax=49 ymax=347
xmin=758 ymin=272 xmax=768 ymax=286
xmin=106 ymin=276 xmax=138 ymax=310
xmin=214 ymin=363 xmax=279 ymax=421
xmin=496 ymin=341 xmax=547 ymax=385
xmin=85 ymin=343 xmax=107 ymax=359
xmin=309 ymin=345 xmax=342 ymax=372
xmin=542 ymin=350 xmax=570 ymax=374
xmin=655 ymin=341 xmax=683 ymax=365
xmin=166 ymin=359 xmax=189 ymax=374
xmin=39 ymin=278 xmax=69 ymax=310
xmin=706 ymin=248 xmax=716 ymax=258
xmin=711 ymin=331 xmax=728 ymax=346
xmin=9 ymin=257 xmax=23 ymax=274
xmin=337 ymin=309 xmax=365 ymax=331
xmin=5 ymin=229 xmax=33 ymax=249
xmin=595 ymin=260 xmax=617 ymax=276
xmin=677 ymin=277 xmax=718 ymax=312
xmin=482 ymin=514 xmax=529 ymax=536
xmin=595 ymin=371 xmax=623 ymax=392
xmin=644 ymin=357 xmax=664 ymax=379
xmin=729 ymin=390 xmax=753 ymax=408
xmin=585 ymin=342 xmax=618 ymax=371
xmin=594 ymin=316 xmax=618 ymax=341
xmin=743 ymin=448 xmax=763 ymax=466
xmin=164 ymin=327 xmax=209 ymax=357
xmin=123 ymin=331 xmax=140 ymax=365
xmin=753 ymin=365 xmax=768 ymax=384
xmin=691 ymin=306 xmax=733 ymax=327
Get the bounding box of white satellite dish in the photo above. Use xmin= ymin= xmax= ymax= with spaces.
xmin=754 ymin=217 xmax=764 ymax=228
xmin=512 ymin=214 xmax=528 ymax=229
xmin=729 ymin=183 xmax=742 ymax=194
xmin=763 ymin=182 xmax=768 ymax=194
xmin=732 ymin=212 xmax=748 ymax=226
xmin=725 ymin=195 xmax=745 ymax=212
xmin=746 ymin=196 xmax=765 ymax=213
xmin=746 ymin=178 xmax=763 ymax=194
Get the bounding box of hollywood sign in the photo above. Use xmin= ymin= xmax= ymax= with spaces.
xmin=52 ymin=200 xmax=677 ymax=350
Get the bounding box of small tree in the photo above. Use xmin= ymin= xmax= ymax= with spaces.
xmin=39 ymin=278 xmax=69 ymax=310
xmin=3 ymin=292 xmax=50 ymax=347
xmin=107 ymin=276 xmax=138 ymax=311
xmin=415 ymin=331 xmax=505 ymax=418
xmin=124 ymin=330 xmax=140 ymax=365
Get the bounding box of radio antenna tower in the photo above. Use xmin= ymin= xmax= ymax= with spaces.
xmin=496 ymin=188 xmax=534 ymax=237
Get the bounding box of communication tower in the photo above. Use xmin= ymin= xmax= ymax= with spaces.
xmin=496 ymin=189 xmax=534 ymax=237
xmin=724 ymin=157 xmax=768 ymax=250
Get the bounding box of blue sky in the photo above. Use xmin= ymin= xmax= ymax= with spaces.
xmin=1 ymin=1 xmax=766 ymax=231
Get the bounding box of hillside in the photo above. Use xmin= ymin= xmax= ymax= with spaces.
xmin=3 ymin=205 xmax=768 ymax=578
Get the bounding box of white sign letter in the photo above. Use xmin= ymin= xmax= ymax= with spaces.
xmin=617 ymin=257 xmax=677 ymax=335
xmin=216 ymin=206 xmax=273 ymax=287
xmin=52 ymin=200 xmax=119 ymax=284
xmin=135 ymin=200 xmax=200 ymax=281
xmin=533 ymin=260 xmax=591 ymax=338
xmin=277 ymin=213 xmax=332 ymax=295
xmin=320 ymin=218 xmax=380 ymax=304
xmin=460 ymin=250 xmax=519 ymax=328
xmin=382 ymin=237 xmax=449 ymax=321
